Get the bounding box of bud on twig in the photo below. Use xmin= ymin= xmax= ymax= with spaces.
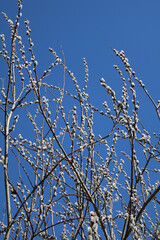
xmin=87 ymin=211 xmax=99 ymax=240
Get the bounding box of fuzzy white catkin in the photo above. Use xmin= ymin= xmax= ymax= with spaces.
xmin=92 ymin=223 xmax=98 ymax=231
xmin=87 ymin=227 xmax=92 ymax=240
xmin=87 ymin=212 xmax=99 ymax=240
xmin=87 ymin=235 xmax=92 ymax=240
xmin=88 ymin=227 xmax=92 ymax=235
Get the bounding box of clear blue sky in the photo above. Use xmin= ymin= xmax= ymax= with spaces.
xmin=0 ymin=0 xmax=160 ymax=238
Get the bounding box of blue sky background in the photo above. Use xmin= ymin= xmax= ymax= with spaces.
xmin=0 ymin=0 xmax=160 ymax=238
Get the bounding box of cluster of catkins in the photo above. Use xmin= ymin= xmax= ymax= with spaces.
xmin=87 ymin=211 xmax=99 ymax=240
